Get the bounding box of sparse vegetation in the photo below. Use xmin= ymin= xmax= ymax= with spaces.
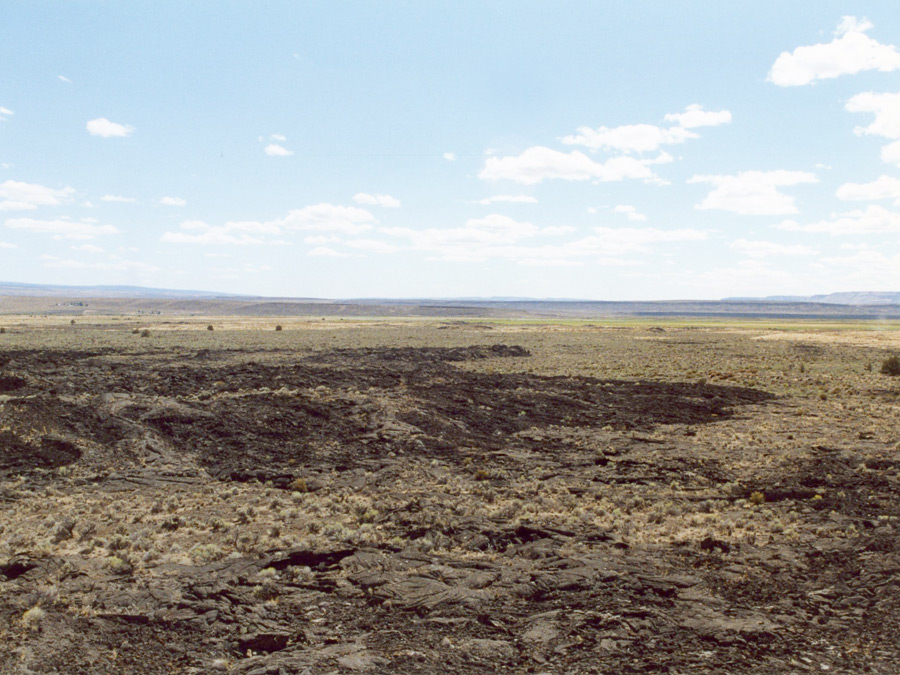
xmin=881 ymin=355 xmax=900 ymax=376
xmin=2 ymin=319 xmax=900 ymax=672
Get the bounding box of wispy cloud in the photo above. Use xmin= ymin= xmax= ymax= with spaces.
xmin=0 ymin=180 xmax=75 ymax=211
xmin=730 ymin=239 xmax=818 ymax=258
xmin=159 ymin=196 xmax=186 ymax=206
xmin=0 ymin=107 xmax=13 ymax=121
xmin=768 ymin=17 xmax=900 ymax=86
xmin=57 ymin=75 xmax=72 ymax=83
xmin=41 ymin=254 xmax=157 ymax=272
xmin=161 ymin=203 xmax=376 ymax=245
xmin=443 ymin=152 xmax=457 ymax=161
xmin=101 ymin=194 xmax=137 ymax=203
xmin=777 ymin=205 xmax=900 ymax=234
xmin=86 ymin=118 xmax=134 ymax=138
xmin=613 ymin=205 xmax=646 ymax=221
xmin=6 ymin=217 xmax=119 ymax=239
xmin=474 ymin=194 xmax=538 ymax=205
xmin=663 ymin=104 xmax=732 ymax=129
xmin=352 ymin=193 xmax=401 ymax=208
xmin=480 ymin=146 xmax=664 ymax=185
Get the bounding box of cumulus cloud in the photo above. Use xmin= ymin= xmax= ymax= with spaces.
xmin=474 ymin=194 xmax=538 ymax=205
xmin=847 ymin=91 xmax=900 ymax=138
xmin=6 ymin=217 xmax=119 ymax=239
xmin=776 ymin=204 xmax=900 ymax=234
xmin=86 ymin=118 xmax=134 ymax=138
xmin=768 ymin=16 xmax=900 ymax=86
xmin=264 ymin=144 xmax=294 ymax=157
xmin=159 ymin=196 xmax=186 ymax=206
xmin=730 ymin=239 xmax=818 ymax=258
xmin=613 ymin=205 xmax=647 ymax=221
xmin=0 ymin=107 xmax=13 ymax=121
xmin=663 ymin=104 xmax=732 ymax=129
xmin=352 ymin=193 xmax=401 ymax=208
xmin=561 ymin=123 xmax=696 ymax=153
xmin=161 ymin=203 xmax=375 ymax=245
xmin=443 ymin=152 xmax=456 ymax=161
xmin=0 ymin=180 xmax=75 ymax=211
xmin=836 ymin=175 xmax=900 ymax=204
xmin=689 ymin=170 xmax=818 ymax=215
xmin=101 ymin=194 xmax=137 ymax=203
xmin=479 ymin=146 xmax=659 ymax=185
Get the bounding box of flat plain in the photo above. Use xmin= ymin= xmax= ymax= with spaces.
xmin=1 ymin=316 xmax=899 ymax=673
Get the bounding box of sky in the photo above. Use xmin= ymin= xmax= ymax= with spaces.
xmin=3 ymin=2 xmax=900 ymax=300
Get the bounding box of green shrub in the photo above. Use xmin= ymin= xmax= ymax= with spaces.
xmin=881 ymin=355 xmax=900 ymax=376
xmin=207 ymin=324 xmax=214 ymax=331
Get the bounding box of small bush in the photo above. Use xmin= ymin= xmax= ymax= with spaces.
xmin=21 ymin=606 xmax=45 ymax=629
xmin=140 ymin=329 xmax=151 ymax=338
xmin=0 ymin=327 xmax=5 ymax=334
xmin=207 ymin=324 xmax=214 ymax=331
xmin=275 ymin=325 xmax=283 ymax=331
xmin=881 ymin=355 xmax=900 ymax=376
xmin=70 ymin=319 xmax=76 ymax=325
xmin=749 ymin=491 xmax=765 ymax=506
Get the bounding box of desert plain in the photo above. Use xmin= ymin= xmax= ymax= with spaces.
xmin=1 ymin=315 xmax=899 ymax=673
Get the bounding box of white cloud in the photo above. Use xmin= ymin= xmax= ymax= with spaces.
xmin=730 ymin=239 xmax=818 ymax=258
xmin=6 ymin=217 xmax=119 ymax=239
xmin=161 ymin=219 xmax=277 ymax=245
xmin=689 ymin=170 xmax=818 ymax=215
xmin=479 ymin=146 xmax=658 ymax=185
xmin=270 ymin=133 xmax=287 ymax=141
xmin=86 ymin=118 xmax=134 ymax=138
xmin=776 ymin=204 xmax=900 ymax=234
xmin=443 ymin=152 xmax=456 ymax=161
xmin=344 ymin=238 xmax=401 ymax=253
xmin=474 ymin=194 xmax=538 ymax=205
xmin=561 ymin=123 xmax=696 ymax=153
xmin=847 ymin=91 xmax=900 ymax=138
xmin=264 ymin=143 xmax=294 ymax=157
xmin=0 ymin=180 xmax=75 ymax=211
xmin=819 ymin=249 xmax=900 ymax=287
xmin=0 ymin=241 xmax=16 ymax=248
xmin=882 ymin=140 xmax=900 ymax=166
xmin=58 ymin=75 xmax=72 ymax=83
xmin=382 ymin=216 xmax=705 ymax=264
xmin=161 ymin=203 xmax=375 ymax=245
xmin=160 ymin=196 xmax=186 ymax=206
xmin=101 ymin=194 xmax=137 ymax=203
xmin=768 ymin=16 xmax=900 ymax=86
xmin=0 ymin=107 xmax=13 ymax=121
xmin=71 ymin=244 xmax=104 ymax=253
xmin=277 ymin=203 xmax=375 ymax=234
xmin=352 ymin=192 xmax=401 ymax=208
xmin=613 ymin=205 xmax=647 ymax=221
xmin=308 ymin=246 xmax=348 ymax=257
xmin=663 ymin=104 xmax=732 ymax=129
xmin=836 ymin=175 xmax=900 ymax=204
xmin=303 ymin=234 xmax=340 ymax=245
xmin=41 ymin=254 xmax=157 ymax=272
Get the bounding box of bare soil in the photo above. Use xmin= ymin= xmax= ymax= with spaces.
xmin=1 ymin=321 xmax=899 ymax=673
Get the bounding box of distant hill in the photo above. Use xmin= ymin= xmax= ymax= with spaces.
xmin=725 ymin=292 xmax=900 ymax=305
xmin=0 ymin=281 xmax=248 ymax=299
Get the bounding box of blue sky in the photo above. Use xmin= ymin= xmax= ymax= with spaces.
xmin=3 ymin=2 xmax=900 ymax=299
